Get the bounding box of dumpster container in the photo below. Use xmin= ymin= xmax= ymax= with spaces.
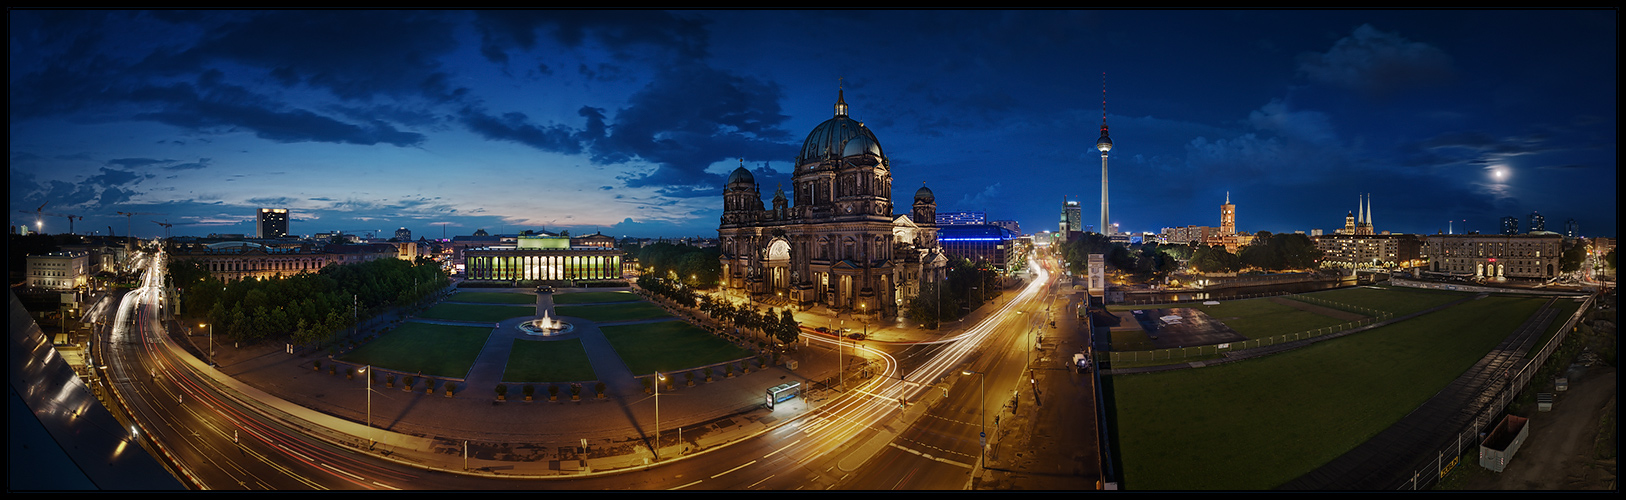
xmin=1479 ymin=415 xmax=1530 ymax=472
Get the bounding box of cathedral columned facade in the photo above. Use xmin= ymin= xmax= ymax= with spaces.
xmin=719 ymin=91 xmax=945 ymax=317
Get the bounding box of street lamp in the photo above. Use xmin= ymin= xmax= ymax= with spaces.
xmin=962 ymin=369 xmax=986 ymax=464
xmin=199 ymin=323 xmax=212 ymax=366
xmin=654 ymin=371 xmax=669 ymax=460
xmin=358 ymin=365 xmax=374 ymax=449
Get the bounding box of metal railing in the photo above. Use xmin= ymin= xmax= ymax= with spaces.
xmin=1395 ymin=293 xmax=1593 ymax=490
xmin=1107 ymin=296 xmax=1392 ymax=366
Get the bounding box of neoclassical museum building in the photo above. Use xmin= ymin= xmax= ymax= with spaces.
xmin=719 ymin=91 xmax=946 ymax=317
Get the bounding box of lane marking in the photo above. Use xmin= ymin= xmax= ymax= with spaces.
xmin=711 ymin=459 xmax=756 ymax=479
xmin=670 ymin=479 xmax=703 ymax=490
xmin=765 ymin=439 xmax=802 ymax=458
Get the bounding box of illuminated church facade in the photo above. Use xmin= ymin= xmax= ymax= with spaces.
xmin=718 ymin=91 xmax=946 ymax=316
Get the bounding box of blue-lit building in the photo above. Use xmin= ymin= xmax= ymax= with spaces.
xmin=936 ymin=211 xmax=986 ymax=226
xmin=938 ymin=224 xmax=1019 ymax=272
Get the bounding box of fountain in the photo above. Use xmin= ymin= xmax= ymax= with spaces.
xmin=518 ymin=311 xmax=574 ymax=336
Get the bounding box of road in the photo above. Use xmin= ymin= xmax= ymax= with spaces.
xmin=102 ymin=245 xmax=1088 ymax=489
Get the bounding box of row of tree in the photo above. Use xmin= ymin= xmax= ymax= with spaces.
xmin=1058 ymin=232 xmax=1324 ymax=277
xmin=168 ymin=256 xmax=449 ymax=344
xmin=630 ymin=242 xmax=722 ymax=288
xmin=635 ymin=274 xmax=799 ymax=346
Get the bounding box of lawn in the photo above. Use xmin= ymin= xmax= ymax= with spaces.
xmin=552 ymin=291 xmax=643 ymax=304
xmin=502 ymin=338 xmax=598 ymax=383
xmin=1296 ymin=285 xmax=1469 ymax=316
xmin=555 ymin=301 xmax=672 ymax=322
xmin=448 ymin=291 xmax=537 ymax=304
xmin=340 ymin=322 xmax=492 ymax=378
xmin=598 ymin=320 xmax=753 ymax=376
xmin=1112 ymin=295 xmax=1549 ymax=490
xmin=419 ymin=303 xmax=536 ymax=322
xmin=1116 ymin=298 xmax=1355 ymax=341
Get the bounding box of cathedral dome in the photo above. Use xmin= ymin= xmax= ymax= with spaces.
xmin=727 ymin=165 xmax=756 ymax=185
xmin=797 ymin=91 xmax=884 ymax=164
xmin=914 ymin=185 xmax=935 ymax=204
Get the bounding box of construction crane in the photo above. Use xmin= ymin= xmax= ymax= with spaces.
xmin=115 ymin=211 xmax=166 ymax=257
xmin=17 ymin=208 xmax=83 ymax=234
xmin=152 ymin=220 xmax=174 ymax=239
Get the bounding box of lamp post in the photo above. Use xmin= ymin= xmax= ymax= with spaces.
xmin=962 ymin=369 xmax=986 ymax=464
xmin=358 ymin=365 xmax=373 ymax=449
xmin=654 ymin=371 xmax=666 ymax=460
xmin=199 ymin=323 xmax=212 ymax=366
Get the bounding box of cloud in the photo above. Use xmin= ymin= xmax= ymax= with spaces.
xmin=166 ymin=158 xmax=212 ymax=170
xmin=459 ymin=107 xmax=585 ymax=155
xmin=595 ymin=66 xmax=793 ymax=192
xmin=126 ymin=75 xmax=427 ymax=147
xmin=1399 ymin=131 xmax=1554 ymax=168
xmin=471 ymin=11 xmax=710 ymax=66
xmin=954 ymin=183 xmax=1004 ymax=211
xmin=1298 ymin=24 xmax=1453 ymax=97
xmin=1247 ymin=99 xmax=1336 ymax=145
xmin=155 ymin=11 xmax=465 ymax=102
xmin=108 ymin=158 xmax=176 ymax=168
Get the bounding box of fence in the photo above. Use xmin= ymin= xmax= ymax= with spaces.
xmin=1114 ymin=290 xmax=1292 ymax=306
xmin=1394 ymin=293 xmax=1593 ymax=490
xmin=1107 ymin=295 xmax=1393 ymax=366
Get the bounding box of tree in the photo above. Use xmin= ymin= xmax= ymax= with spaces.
xmin=1560 ymin=239 xmax=1590 ymax=274
xmin=777 ymin=309 xmax=799 ymax=345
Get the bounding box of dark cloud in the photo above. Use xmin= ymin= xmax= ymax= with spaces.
xmin=108 ymin=157 xmax=175 ymax=168
xmin=1399 ymin=131 xmax=1555 ymax=168
xmin=472 ymin=11 xmax=710 ymax=65
xmin=245 ymin=196 xmax=299 ymax=206
xmin=152 ymin=11 xmax=465 ymax=102
xmin=595 ymin=66 xmax=793 ymax=191
xmin=126 ymin=75 xmax=426 ymax=147
xmin=86 ymin=167 xmax=149 ymax=187
xmin=459 ymin=107 xmax=585 ymax=155
xmin=1298 ymin=24 xmax=1454 ymax=97
xmin=166 ymin=158 xmax=212 ymax=170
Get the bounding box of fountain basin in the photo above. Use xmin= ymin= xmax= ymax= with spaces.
xmin=518 ymin=312 xmax=574 ymax=336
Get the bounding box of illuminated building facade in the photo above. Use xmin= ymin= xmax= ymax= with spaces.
xmin=937 ymin=211 xmax=987 ymax=225
xmin=718 ymin=91 xmax=945 ymax=316
xmin=1423 ymin=233 xmax=1562 ymax=280
xmin=938 ymin=224 xmax=1019 ymax=273
xmin=463 ymin=234 xmax=625 ymax=282
xmin=26 ymin=251 xmax=90 ymax=290
xmin=171 ymin=241 xmax=396 ymax=281
xmin=256 ymin=208 xmax=289 ymax=238
xmin=1314 ymin=234 xmax=1423 ymax=269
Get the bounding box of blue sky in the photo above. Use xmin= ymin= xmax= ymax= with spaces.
xmin=9 ymin=10 xmax=1617 ymax=240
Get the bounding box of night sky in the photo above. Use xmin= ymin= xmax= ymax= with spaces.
xmin=9 ymin=10 xmax=1618 ymax=241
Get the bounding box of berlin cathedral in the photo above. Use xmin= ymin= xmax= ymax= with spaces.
xmin=719 ymin=91 xmax=947 ymax=317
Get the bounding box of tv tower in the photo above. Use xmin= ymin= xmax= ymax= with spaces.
xmin=1096 ymin=73 xmax=1114 ymax=235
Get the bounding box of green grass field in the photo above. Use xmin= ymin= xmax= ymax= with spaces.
xmin=1112 ymin=294 xmax=1549 ymax=490
xmin=1109 ymin=297 xmax=1355 ymax=344
xmin=552 ymin=291 xmax=643 ymax=304
xmin=502 ymin=338 xmax=598 ymax=383
xmin=598 ymin=320 xmax=753 ymax=376
xmin=1296 ymin=285 xmax=1469 ymax=316
xmin=1527 ymin=296 xmax=1585 ymax=356
xmin=448 ymin=292 xmax=537 ymax=304
xmin=555 ymin=301 xmax=672 ymax=322
xmin=419 ymin=303 xmax=536 ymax=322
xmin=340 ymin=322 xmax=492 ymax=378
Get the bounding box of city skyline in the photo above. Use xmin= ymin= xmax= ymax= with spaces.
xmin=9 ymin=10 xmax=1618 ymax=240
